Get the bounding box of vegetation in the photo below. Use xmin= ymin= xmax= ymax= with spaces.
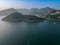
xmin=23 ymin=15 xmax=45 ymax=23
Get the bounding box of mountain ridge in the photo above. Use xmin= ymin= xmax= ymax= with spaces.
xmin=0 ymin=7 xmax=56 ymax=16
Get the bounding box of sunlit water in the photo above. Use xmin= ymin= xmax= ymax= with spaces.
xmin=0 ymin=16 xmax=60 ymax=45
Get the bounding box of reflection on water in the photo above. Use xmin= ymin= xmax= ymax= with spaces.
xmin=0 ymin=16 xmax=60 ymax=45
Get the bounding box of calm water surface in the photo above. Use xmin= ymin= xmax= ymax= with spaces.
xmin=0 ymin=16 xmax=60 ymax=45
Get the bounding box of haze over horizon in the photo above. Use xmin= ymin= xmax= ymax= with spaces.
xmin=0 ymin=0 xmax=60 ymax=10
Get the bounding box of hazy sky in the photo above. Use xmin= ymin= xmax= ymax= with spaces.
xmin=0 ymin=0 xmax=60 ymax=10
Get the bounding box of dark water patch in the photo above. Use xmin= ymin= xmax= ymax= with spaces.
xmin=0 ymin=17 xmax=60 ymax=45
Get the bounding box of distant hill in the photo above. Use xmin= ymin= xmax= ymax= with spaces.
xmin=0 ymin=8 xmax=17 ymax=16
xmin=16 ymin=9 xmax=30 ymax=15
xmin=16 ymin=7 xmax=56 ymax=16
xmin=30 ymin=7 xmax=56 ymax=16
xmin=30 ymin=8 xmax=40 ymax=15
xmin=0 ymin=7 xmax=56 ymax=16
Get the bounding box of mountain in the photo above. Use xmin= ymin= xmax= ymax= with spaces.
xmin=2 ymin=12 xmax=24 ymax=22
xmin=2 ymin=11 xmax=44 ymax=23
xmin=0 ymin=8 xmax=17 ymax=16
xmin=0 ymin=8 xmax=30 ymax=16
xmin=44 ymin=10 xmax=60 ymax=19
xmin=0 ymin=7 xmax=56 ymax=16
xmin=39 ymin=7 xmax=56 ymax=15
xmin=30 ymin=7 xmax=56 ymax=16
xmin=30 ymin=8 xmax=40 ymax=15
xmin=16 ymin=7 xmax=56 ymax=16
xmin=16 ymin=9 xmax=30 ymax=15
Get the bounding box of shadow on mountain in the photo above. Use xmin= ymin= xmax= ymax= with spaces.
xmin=23 ymin=15 xmax=45 ymax=23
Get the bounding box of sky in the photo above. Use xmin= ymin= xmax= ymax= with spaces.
xmin=0 ymin=0 xmax=60 ymax=10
